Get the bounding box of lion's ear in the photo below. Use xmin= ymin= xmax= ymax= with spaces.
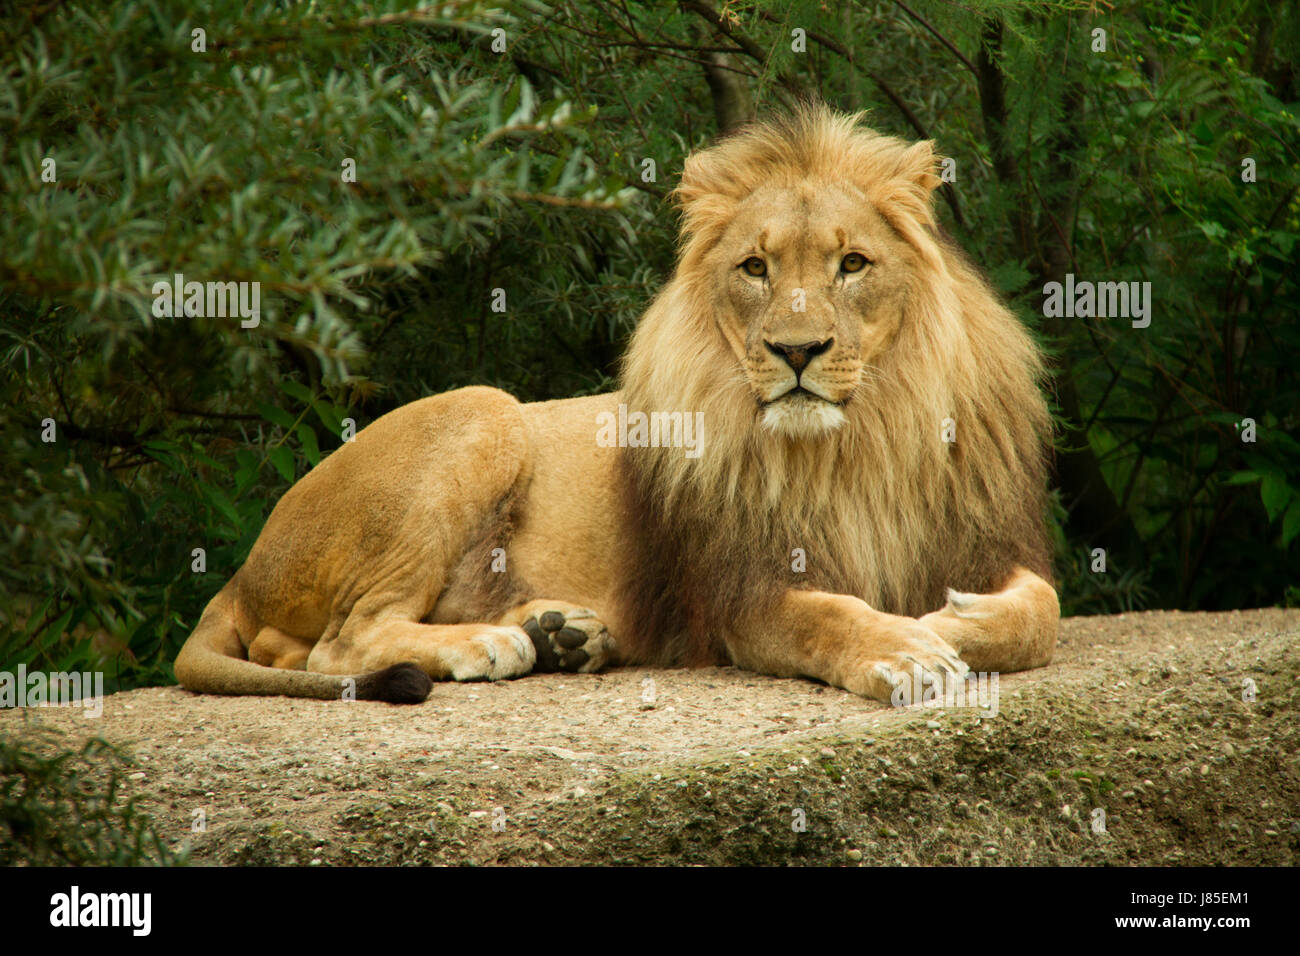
xmin=871 ymin=139 xmax=946 ymax=262
xmin=670 ymin=151 xmax=740 ymax=249
xmin=872 ymin=139 xmax=943 ymax=235
xmin=673 ymin=150 xmax=722 ymax=210
xmin=899 ymin=140 xmax=942 ymax=194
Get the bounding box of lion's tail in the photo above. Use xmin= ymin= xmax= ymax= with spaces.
xmin=173 ymin=589 xmax=432 ymax=704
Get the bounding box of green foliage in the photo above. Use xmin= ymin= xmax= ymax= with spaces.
xmin=1050 ymin=4 xmax=1300 ymax=606
xmin=0 ymin=727 xmax=186 ymax=865
xmin=1 ymin=0 xmax=1297 ymax=687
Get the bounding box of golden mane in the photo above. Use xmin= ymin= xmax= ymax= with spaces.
xmin=614 ymin=105 xmax=1053 ymax=667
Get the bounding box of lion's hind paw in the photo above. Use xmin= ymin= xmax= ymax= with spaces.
xmin=518 ymin=606 xmax=616 ymax=674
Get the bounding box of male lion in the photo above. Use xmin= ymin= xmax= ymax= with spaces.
xmin=175 ymin=106 xmax=1059 ymax=705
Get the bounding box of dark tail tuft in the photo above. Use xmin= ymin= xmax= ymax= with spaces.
xmin=355 ymin=662 xmax=434 ymax=704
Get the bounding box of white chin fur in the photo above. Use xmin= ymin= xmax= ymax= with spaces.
xmin=760 ymin=395 xmax=847 ymax=437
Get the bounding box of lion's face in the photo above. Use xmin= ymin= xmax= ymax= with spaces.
xmin=708 ymin=181 xmax=916 ymax=438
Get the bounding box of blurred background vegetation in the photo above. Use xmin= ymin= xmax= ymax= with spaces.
xmin=0 ymin=725 xmax=185 ymax=864
xmin=2 ymin=0 xmax=1298 ymax=692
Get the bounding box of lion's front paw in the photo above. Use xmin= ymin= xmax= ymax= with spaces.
xmin=518 ymin=606 xmax=616 ymax=674
xmin=852 ymin=622 xmax=970 ymax=705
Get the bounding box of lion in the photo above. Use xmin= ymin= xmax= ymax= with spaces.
xmin=175 ymin=105 xmax=1059 ymax=705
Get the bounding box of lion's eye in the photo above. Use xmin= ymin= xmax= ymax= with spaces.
xmin=841 ymin=253 xmax=869 ymax=274
xmin=740 ymin=257 xmax=767 ymax=278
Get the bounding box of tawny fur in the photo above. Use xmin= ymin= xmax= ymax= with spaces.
xmin=173 ymin=105 xmax=1058 ymax=704
xmin=615 ymin=106 xmax=1052 ymax=666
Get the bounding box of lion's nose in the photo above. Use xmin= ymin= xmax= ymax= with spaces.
xmin=765 ymin=338 xmax=833 ymax=375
